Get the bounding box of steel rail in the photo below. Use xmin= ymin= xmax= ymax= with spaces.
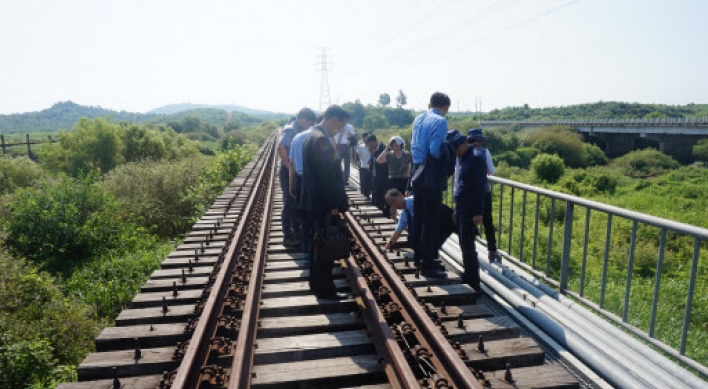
xmin=169 ymin=133 xmax=277 ymax=389
xmin=343 ymin=229 xmax=424 ymax=389
xmin=344 ymin=211 xmax=483 ymax=389
xmin=228 ymin=130 xmax=279 ymax=388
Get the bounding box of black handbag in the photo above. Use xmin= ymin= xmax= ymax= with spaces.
xmin=314 ymin=214 xmax=351 ymax=259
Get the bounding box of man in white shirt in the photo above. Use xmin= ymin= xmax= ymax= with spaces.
xmin=335 ymin=123 xmax=355 ymax=184
xmin=354 ymin=131 xmax=372 ymax=199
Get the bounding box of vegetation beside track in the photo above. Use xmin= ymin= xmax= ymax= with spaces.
xmin=0 ymin=118 xmax=265 ymax=389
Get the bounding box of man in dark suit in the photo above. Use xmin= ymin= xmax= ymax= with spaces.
xmin=300 ymin=105 xmax=351 ymax=299
xmin=447 ymin=129 xmax=486 ymax=291
xmin=366 ymin=134 xmax=390 ymax=218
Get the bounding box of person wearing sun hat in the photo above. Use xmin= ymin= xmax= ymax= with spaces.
xmin=447 ymin=128 xmax=487 ymax=291
xmin=376 ymin=135 xmax=413 ymax=212
xmin=467 ymin=128 xmax=500 ymax=262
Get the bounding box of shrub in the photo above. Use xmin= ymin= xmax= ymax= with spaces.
xmin=102 ymin=158 xmax=210 ymax=237
xmin=0 ymin=250 xmax=96 ymax=388
xmin=559 ymin=169 xmax=618 ymax=196
xmin=612 ymin=149 xmax=680 ymax=178
xmin=3 ymin=175 xmax=131 ymax=271
xmin=41 ymin=118 xmax=124 ymax=176
xmin=585 ymin=144 xmax=608 ymax=166
xmin=0 ymin=156 xmax=46 ymax=195
xmin=525 ymin=126 xmax=587 ymax=168
xmin=531 ymin=154 xmax=565 ymax=183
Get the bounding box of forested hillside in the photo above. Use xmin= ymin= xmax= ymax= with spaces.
xmin=0 ymin=101 xmax=286 ymax=134
xmin=474 ymin=102 xmax=708 ymax=121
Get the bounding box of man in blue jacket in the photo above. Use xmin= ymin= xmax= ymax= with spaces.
xmin=447 ymin=129 xmax=487 ymax=291
xmin=409 ymin=92 xmax=451 ymax=278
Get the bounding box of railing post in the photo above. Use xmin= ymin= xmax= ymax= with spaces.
xmin=26 ymin=134 xmax=31 ymax=156
xmin=560 ymin=202 xmax=574 ymax=293
xmin=1 ymin=134 xmax=5 ymax=155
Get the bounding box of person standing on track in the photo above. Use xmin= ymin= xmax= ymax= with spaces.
xmin=300 ymin=105 xmax=351 ymax=300
xmin=367 ymin=134 xmax=390 ymax=218
xmin=447 ymin=129 xmax=487 ymax=291
xmin=277 ymin=108 xmax=316 ymax=248
xmin=289 ymin=118 xmax=317 ymax=265
xmin=376 ymin=136 xmax=412 ymax=219
xmin=354 ymin=131 xmax=372 ymax=199
xmin=335 ymin=123 xmax=355 ymax=185
xmin=409 ymin=92 xmax=451 ymax=278
xmin=468 ymin=128 xmax=501 ymax=262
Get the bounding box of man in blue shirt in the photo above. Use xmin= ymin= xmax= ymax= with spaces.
xmin=278 ymin=108 xmax=316 ymax=247
xmin=409 ymin=92 xmax=451 ymax=278
xmin=289 ymin=123 xmax=315 ymax=262
xmin=447 ymin=129 xmax=487 ymax=291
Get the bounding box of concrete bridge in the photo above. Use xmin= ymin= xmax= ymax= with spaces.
xmin=479 ymin=118 xmax=708 ymax=163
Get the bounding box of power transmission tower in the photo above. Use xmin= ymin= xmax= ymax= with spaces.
xmin=318 ymin=48 xmax=331 ymax=113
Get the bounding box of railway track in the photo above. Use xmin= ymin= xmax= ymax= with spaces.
xmin=58 ymin=130 xmax=582 ymax=389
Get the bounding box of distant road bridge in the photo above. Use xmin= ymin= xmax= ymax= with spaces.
xmin=479 ymin=118 xmax=708 ymax=163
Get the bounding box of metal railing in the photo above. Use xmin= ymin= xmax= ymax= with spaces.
xmin=454 ymin=176 xmax=708 ymax=375
xmin=479 ymin=117 xmax=708 ymax=127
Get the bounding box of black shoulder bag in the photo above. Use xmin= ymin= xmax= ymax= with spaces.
xmin=314 ymin=213 xmax=351 ymax=259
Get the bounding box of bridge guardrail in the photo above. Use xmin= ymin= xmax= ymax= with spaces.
xmin=449 ymin=175 xmax=708 ymax=376
xmin=479 ymin=117 xmax=708 ymax=127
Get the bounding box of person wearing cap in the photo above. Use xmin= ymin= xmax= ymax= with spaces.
xmin=409 ymin=92 xmax=451 ymax=278
xmin=278 ymin=108 xmax=317 ymax=248
xmin=354 ymin=132 xmax=372 ymax=199
xmin=468 ymin=128 xmax=500 ymax=262
xmin=447 ymin=129 xmax=487 ymax=291
xmin=366 ymin=134 xmax=390 ymax=218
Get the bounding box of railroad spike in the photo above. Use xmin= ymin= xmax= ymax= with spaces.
xmin=457 ymin=314 xmax=465 ymax=329
xmin=112 ymin=367 xmax=120 ymax=389
xmin=189 ymin=259 xmax=194 ymax=273
xmin=504 ymin=363 xmax=513 ymax=382
xmin=415 ymin=269 xmax=420 ymax=279
xmin=194 ymin=248 xmax=199 ymax=262
xmin=162 ymin=297 xmax=169 ymax=314
xmin=181 ymin=269 xmax=187 ymax=284
xmin=440 ymin=303 xmax=446 ymax=314
xmin=134 ymin=338 xmax=142 ymax=360
xmin=173 ymin=281 xmax=178 ymax=298
xmin=478 ymin=335 xmax=485 ymax=352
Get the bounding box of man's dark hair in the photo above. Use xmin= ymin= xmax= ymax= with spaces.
xmin=386 ymin=188 xmax=402 ymax=198
xmin=362 ymin=132 xmax=370 ymax=139
xmin=365 ymin=134 xmax=377 ymax=143
xmin=323 ymin=105 xmax=349 ymax=121
xmin=296 ymin=108 xmax=316 ymax=122
xmin=430 ymin=92 xmax=451 ymax=109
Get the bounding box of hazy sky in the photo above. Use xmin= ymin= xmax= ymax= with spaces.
xmin=1 ymin=0 xmax=706 ymax=115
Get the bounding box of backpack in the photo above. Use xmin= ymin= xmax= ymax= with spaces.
xmin=439 ymin=142 xmax=457 ymax=178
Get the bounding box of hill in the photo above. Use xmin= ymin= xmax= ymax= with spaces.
xmin=148 ymin=103 xmax=286 ymax=119
xmin=0 ymin=101 xmax=285 ymax=134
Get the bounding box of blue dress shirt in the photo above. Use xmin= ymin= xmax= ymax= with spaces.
xmin=289 ymin=127 xmax=313 ymax=176
xmin=396 ymin=196 xmax=415 ymax=232
xmin=410 ymin=108 xmax=448 ymax=164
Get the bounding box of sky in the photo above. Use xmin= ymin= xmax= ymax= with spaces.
xmin=1 ymin=0 xmax=707 ymax=115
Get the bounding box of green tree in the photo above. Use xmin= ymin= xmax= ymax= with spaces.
xmin=531 ymin=153 xmax=565 ymax=183
xmin=378 ymin=93 xmax=391 ymax=107
xmin=525 ymin=126 xmax=587 ymax=168
xmin=363 ymin=113 xmax=388 ymax=130
xmin=693 ymin=138 xmax=708 ymax=161
xmin=41 ymin=117 xmax=124 ymax=176
xmin=612 ymin=148 xmax=680 ymax=178
xmin=342 ymin=100 xmax=366 ymax=127
xmin=0 ymin=156 xmax=45 ymax=195
xmin=396 ymin=90 xmax=407 ymax=108
xmin=3 ymin=175 xmax=130 ymax=270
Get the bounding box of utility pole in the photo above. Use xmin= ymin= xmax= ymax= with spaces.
xmin=318 ymin=47 xmax=331 ymax=113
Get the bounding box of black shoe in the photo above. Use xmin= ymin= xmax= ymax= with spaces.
xmin=316 ymin=292 xmax=350 ymax=300
xmin=420 ymin=268 xmax=448 ymax=279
